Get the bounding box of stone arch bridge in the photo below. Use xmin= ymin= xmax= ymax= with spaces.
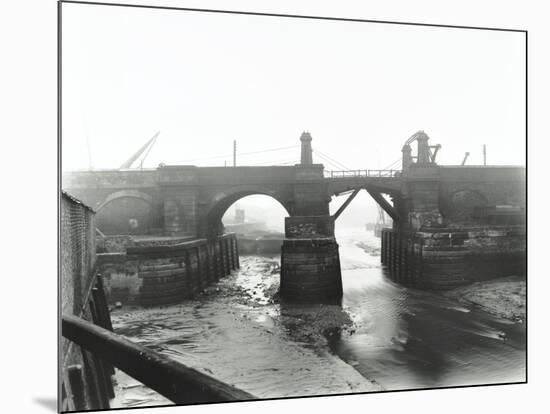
xmin=63 ymin=132 xmax=525 ymax=302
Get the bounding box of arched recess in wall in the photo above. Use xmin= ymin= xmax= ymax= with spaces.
xmin=445 ymin=189 xmax=488 ymax=223
xmin=206 ymin=189 xmax=291 ymax=236
xmin=96 ymin=190 xmax=154 ymax=235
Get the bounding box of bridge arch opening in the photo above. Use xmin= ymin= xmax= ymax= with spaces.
xmin=330 ymin=189 xmax=390 ymax=237
xmin=206 ymin=191 xmax=291 ymax=238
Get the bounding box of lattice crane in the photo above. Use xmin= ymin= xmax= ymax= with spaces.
xmin=119 ymin=131 xmax=160 ymax=169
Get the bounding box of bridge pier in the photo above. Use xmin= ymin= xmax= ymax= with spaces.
xmin=380 ymin=164 xmax=526 ymax=289
xmin=280 ymin=216 xmax=343 ymax=304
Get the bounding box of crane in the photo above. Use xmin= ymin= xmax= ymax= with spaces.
xmin=402 ymin=130 xmax=442 ymax=166
xmin=119 ymin=131 xmax=160 ymax=169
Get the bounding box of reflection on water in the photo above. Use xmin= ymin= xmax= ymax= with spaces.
xmin=334 ymin=228 xmax=526 ymax=391
xmin=110 ymin=228 xmax=526 ymax=408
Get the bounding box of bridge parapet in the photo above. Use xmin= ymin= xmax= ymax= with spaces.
xmin=197 ymin=165 xmax=298 ymax=184
xmin=63 ymin=169 xmax=158 ymax=189
xmin=157 ymin=165 xmax=198 ymax=185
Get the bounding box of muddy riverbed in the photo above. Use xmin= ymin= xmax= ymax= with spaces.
xmin=109 ymin=229 xmax=526 ymax=408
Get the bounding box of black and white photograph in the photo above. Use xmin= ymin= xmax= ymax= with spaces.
xmin=56 ymin=1 xmax=529 ymax=412
xmin=3 ymin=0 xmax=544 ymax=413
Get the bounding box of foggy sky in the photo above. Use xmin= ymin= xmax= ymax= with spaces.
xmin=61 ymin=3 xmax=526 ymax=226
xmin=62 ymin=3 xmax=525 ymax=171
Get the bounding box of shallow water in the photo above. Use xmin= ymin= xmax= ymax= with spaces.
xmin=332 ymin=228 xmax=526 ymax=391
xmin=110 ymin=228 xmax=526 ymax=408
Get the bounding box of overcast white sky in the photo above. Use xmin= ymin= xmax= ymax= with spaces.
xmin=61 ymin=3 xmax=526 ymax=172
xmin=60 ymin=2 xmax=526 ymax=228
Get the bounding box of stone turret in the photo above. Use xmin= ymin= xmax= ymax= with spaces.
xmin=300 ymin=131 xmax=313 ymax=165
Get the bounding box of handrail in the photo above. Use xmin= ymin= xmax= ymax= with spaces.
xmin=324 ymin=169 xmax=401 ymax=178
xmin=62 ymin=314 xmax=256 ymax=404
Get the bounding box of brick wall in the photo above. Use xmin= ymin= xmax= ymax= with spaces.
xmin=61 ymin=192 xmax=96 ymax=316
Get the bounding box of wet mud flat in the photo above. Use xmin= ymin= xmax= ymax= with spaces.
xmin=444 ymin=276 xmax=526 ymax=322
xmin=110 ymin=255 xmax=381 ymax=409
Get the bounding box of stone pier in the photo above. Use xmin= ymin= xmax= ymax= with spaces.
xmin=280 ymin=216 xmax=343 ymax=303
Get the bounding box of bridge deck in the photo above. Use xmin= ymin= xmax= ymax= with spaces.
xmin=325 ymin=170 xmax=402 ymax=195
xmin=324 ymin=169 xmax=401 ymax=178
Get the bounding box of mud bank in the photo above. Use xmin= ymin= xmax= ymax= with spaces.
xmin=110 ymin=255 xmax=381 ymax=408
xmin=444 ymin=276 xmax=526 ymax=322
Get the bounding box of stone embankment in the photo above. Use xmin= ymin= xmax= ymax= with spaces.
xmin=98 ymin=234 xmax=239 ymax=306
xmin=381 ymin=226 xmax=525 ymax=290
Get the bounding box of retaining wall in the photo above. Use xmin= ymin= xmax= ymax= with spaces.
xmin=381 ymin=225 xmax=526 ymax=290
xmin=98 ymin=234 xmax=239 ymax=306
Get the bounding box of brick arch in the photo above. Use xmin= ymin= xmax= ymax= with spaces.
xmin=96 ymin=190 xmax=153 ymax=211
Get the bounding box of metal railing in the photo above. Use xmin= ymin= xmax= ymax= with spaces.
xmin=62 ymin=314 xmax=256 ymax=405
xmin=325 ymin=169 xmax=401 ymax=179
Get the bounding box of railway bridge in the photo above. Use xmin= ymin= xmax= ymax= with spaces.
xmin=63 ymin=131 xmax=525 ymax=303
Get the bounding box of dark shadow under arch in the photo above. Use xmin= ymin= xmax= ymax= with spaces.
xmin=95 ymin=190 xmax=154 ymax=235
